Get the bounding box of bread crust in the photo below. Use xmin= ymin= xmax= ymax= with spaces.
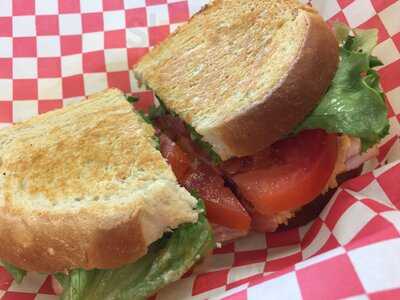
xmin=134 ymin=1 xmax=339 ymax=160
xmin=202 ymin=10 xmax=339 ymax=158
xmin=0 ymin=89 xmax=198 ymax=273
xmin=0 ymin=207 xmax=147 ymax=273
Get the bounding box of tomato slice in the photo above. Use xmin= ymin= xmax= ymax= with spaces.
xmin=231 ymin=130 xmax=338 ymax=215
xmin=183 ymin=163 xmax=251 ymax=231
xmin=160 ymin=135 xmax=191 ymax=181
xmin=159 ymin=134 xmax=251 ymax=231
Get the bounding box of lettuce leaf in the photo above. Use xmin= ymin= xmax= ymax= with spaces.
xmin=2 ymin=261 xmax=26 ymax=284
xmin=126 ymin=95 xmax=139 ymax=104
xmin=57 ymin=199 xmax=214 ymax=300
xmin=297 ymin=24 xmax=389 ymax=150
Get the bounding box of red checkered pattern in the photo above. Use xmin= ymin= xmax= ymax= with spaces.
xmin=0 ymin=0 xmax=196 ymax=129
xmin=0 ymin=0 xmax=400 ymax=299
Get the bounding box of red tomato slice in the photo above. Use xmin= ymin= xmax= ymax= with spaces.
xmin=160 ymin=135 xmax=191 ymax=181
xmin=232 ymin=130 xmax=338 ymax=215
xmin=160 ymin=134 xmax=251 ymax=231
xmin=183 ymin=163 xmax=251 ymax=231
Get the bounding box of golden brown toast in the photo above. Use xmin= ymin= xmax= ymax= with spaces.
xmin=134 ymin=0 xmax=339 ymax=160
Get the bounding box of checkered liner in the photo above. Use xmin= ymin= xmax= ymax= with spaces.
xmin=0 ymin=0 xmax=399 ymax=299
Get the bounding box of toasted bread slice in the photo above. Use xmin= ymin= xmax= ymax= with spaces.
xmin=0 ymin=89 xmax=198 ymax=273
xmin=134 ymin=0 xmax=339 ymax=160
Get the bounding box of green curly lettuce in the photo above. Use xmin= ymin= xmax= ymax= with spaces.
xmin=297 ymin=23 xmax=389 ymax=150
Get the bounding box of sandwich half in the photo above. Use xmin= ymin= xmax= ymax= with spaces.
xmin=134 ymin=0 xmax=389 ymax=236
xmin=0 ymin=89 xmax=214 ymax=299
xmin=134 ymin=0 xmax=339 ymax=160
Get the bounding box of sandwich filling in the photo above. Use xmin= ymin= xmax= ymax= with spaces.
xmin=135 ymin=24 xmax=389 ymax=240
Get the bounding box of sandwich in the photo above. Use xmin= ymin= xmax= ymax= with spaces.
xmin=0 ymin=89 xmax=214 ymax=299
xmin=0 ymin=0 xmax=389 ymax=299
xmin=133 ymin=0 xmax=389 ymax=238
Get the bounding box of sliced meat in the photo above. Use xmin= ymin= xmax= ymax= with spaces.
xmin=346 ymin=144 xmax=378 ymax=171
xmin=155 ymin=114 xmax=188 ymax=141
xmin=244 ymin=201 xmax=294 ymax=232
xmin=211 ymin=223 xmax=248 ymax=243
xmin=325 ymin=135 xmax=378 ymax=191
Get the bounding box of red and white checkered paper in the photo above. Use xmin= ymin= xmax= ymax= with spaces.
xmin=0 ymin=0 xmax=399 ymax=299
